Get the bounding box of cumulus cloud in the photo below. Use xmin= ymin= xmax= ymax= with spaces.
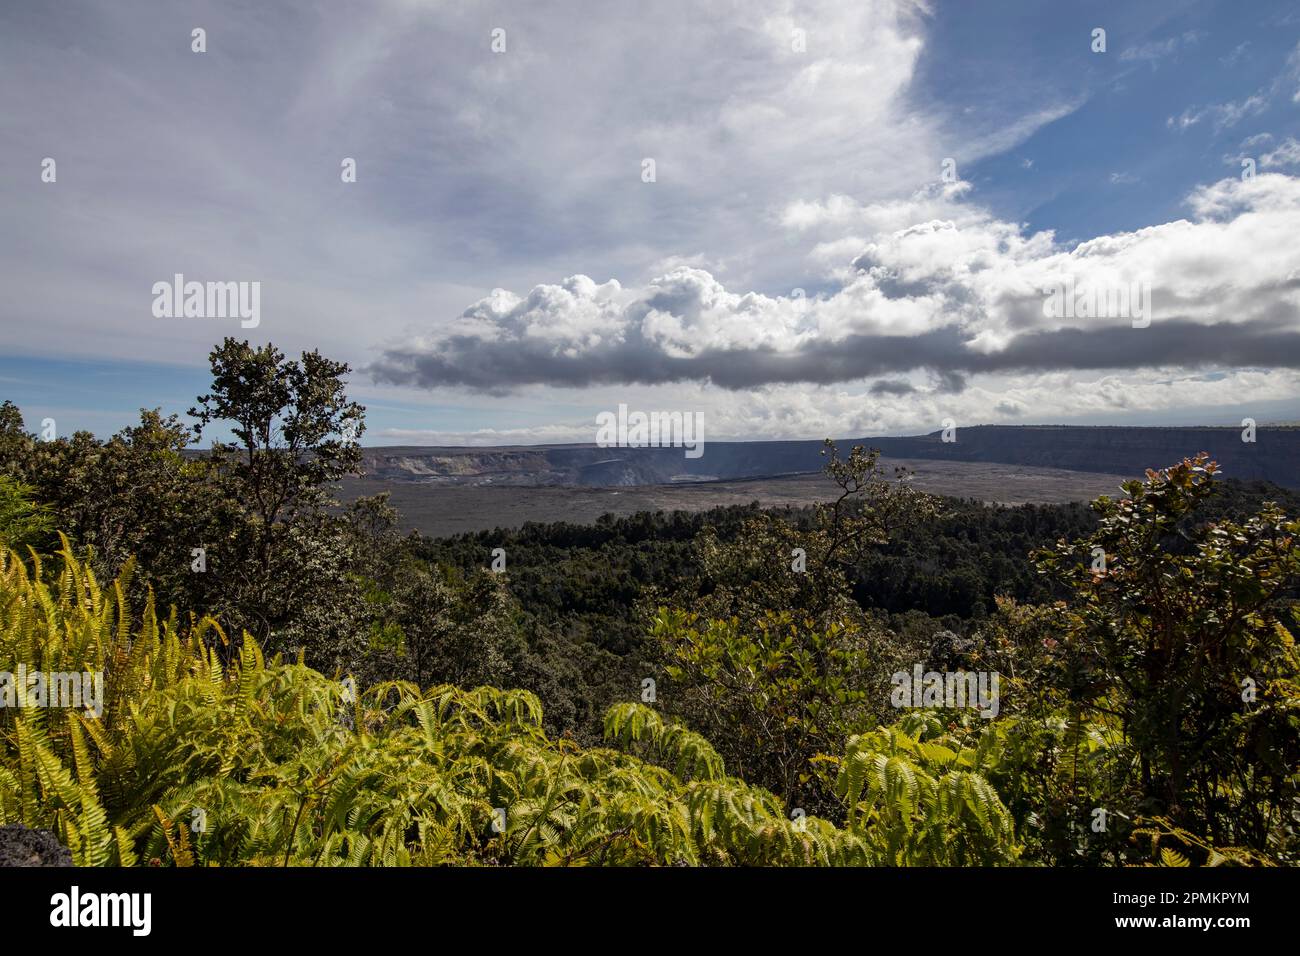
xmin=0 ymin=0 xmax=963 ymax=367
xmin=371 ymin=174 xmax=1300 ymax=394
xmin=6 ymin=1 xmax=1296 ymax=442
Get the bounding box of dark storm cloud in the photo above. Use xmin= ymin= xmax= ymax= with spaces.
xmin=368 ymin=317 xmax=1300 ymax=393
xmin=869 ymin=379 xmax=917 ymax=396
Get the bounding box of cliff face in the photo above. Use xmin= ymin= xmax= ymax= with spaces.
xmin=864 ymin=426 xmax=1300 ymax=487
xmin=358 ymin=426 xmax=1300 ymax=489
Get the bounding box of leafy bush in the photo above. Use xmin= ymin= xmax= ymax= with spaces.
xmin=1032 ymin=455 xmax=1300 ymax=862
xmin=2 ymin=538 xmax=1000 ymax=866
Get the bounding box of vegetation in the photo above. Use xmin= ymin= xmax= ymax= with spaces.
xmin=0 ymin=540 xmax=1020 ymax=866
xmin=0 ymin=339 xmax=1296 ymax=866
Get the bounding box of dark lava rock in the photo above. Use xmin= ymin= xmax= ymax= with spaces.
xmin=0 ymin=823 xmax=73 ymax=867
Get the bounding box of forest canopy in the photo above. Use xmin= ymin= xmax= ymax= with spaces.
xmin=0 ymin=340 xmax=1296 ymax=867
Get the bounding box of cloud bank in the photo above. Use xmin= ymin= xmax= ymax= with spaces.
xmin=371 ymin=174 xmax=1300 ymax=395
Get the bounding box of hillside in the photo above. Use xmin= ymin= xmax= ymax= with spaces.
xmin=358 ymin=425 xmax=1300 ymax=489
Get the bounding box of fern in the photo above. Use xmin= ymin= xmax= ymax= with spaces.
xmin=0 ymin=538 xmax=1014 ymax=868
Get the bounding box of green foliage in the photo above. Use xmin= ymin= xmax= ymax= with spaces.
xmin=830 ymin=717 xmax=1020 ymax=865
xmin=0 ymin=408 xmax=222 ymax=607
xmin=1032 ymin=455 xmax=1300 ymax=862
xmin=5 ymin=345 xmax=1299 ymax=868
xmin=0 ymin=542 xmax=882 ymax=866
xmin=0 ymin=476 xmax=52 ymax=551
xmin=654 ymin=608 xmax=884 ymax=814
xmin=188 ymin=338 xmax=366 ymax=646
xmin=188 ymin=338 xmax=366 ymax=515
xmin=603 ymin=702 xmax=725 ymax=782
xmin=0 ymin=401 xmax=34 ymax=479
xmin=684 ymin=441 xmax=938 ymax=627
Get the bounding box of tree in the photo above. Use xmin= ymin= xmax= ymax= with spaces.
xmin=654 ymin=608 xmax=883 ymax=816
xmin=188 ymin=339 xmax=365 ymax=644
xmin=686 ymin=439 xmax=938 ymax=626
xmin=82 ymin=411 xmax=226 ymax=610
xmin=0 ymin=405 xmax=223 ymax=613
xmin=654 ymin=440 xmax=942 ymax=815
xmin=0 ymin=401 xmax=34 ymax=478
xmin=1033 ymin=455 xmax=1300 ymax=859
xmin=345 ymin=497 xmax=528 ymax=692
xmin=817 ymin=439 xmax=938 ymax=577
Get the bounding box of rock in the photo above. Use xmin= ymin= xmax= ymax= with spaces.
xmin=0 ymin=823 xmax=74 ymax=867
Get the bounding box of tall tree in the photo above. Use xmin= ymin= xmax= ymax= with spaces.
xmin=189 ymin=339 xmax=366 ymax=642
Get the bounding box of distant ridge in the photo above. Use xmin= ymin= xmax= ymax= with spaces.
xmin=357 ymin=425 xmax=1300 ymax=490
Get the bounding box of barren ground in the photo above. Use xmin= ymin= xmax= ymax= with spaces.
xmin=338 ymin=458 xmax=1132 ymax=538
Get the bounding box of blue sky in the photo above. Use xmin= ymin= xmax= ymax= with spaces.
xmin=929 ymin=1 xmax=1300 ymax=241
xmin=2 ymin=0 xmax=1299 ymax=446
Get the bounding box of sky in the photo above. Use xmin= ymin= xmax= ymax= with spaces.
xmin=2 ymin=0 xmax=1300 ymax=446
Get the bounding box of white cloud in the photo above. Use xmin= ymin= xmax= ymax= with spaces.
xmin=372 ymin=366 xmax=1300 ymax=445
xmin=1121 ymin=30 xmax=1203 ymax=66
xmin=1221 ymin=41 xmax=1251 ymax=67
xmin=1168 ymin=94 xmax=1268 ymax=133
xmin=374 ymin=172 xmax=1300 ymax=436
xmin=1261 ymin=137 xmax=1300 ymax=169
xmin=5 ymin=1 xmax=1294 ymax=442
